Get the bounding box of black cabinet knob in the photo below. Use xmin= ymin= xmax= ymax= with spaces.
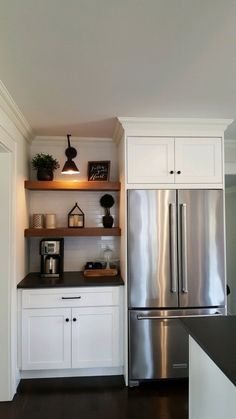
xmin=73 ymin=318 xmax=77 ymax=322
xmin=177 ymin=170 xmax=181 ymax=174
xmin=170 ymin=170 xmax=174 ymax=174
xmin=65 ymin=318 xmax=70 ymax=322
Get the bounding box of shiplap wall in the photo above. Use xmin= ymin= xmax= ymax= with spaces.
xmin=29 ymin=137 xmax=120 ymax=272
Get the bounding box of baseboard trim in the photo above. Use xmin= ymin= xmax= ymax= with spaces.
xmin=20 ymin=366 xmax=123 ymax=379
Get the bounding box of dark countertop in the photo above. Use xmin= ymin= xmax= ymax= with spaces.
xmin=17 ymin=271 xmax=124 ymax=288
xmin=181 ymin=316 xmax=236 ymax=387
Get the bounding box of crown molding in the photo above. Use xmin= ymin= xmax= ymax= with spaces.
xmin=32 ymin=135 xmax=114 ymax=147
xmin=0 ymin=80 xmax=33 ymax=143
xmin=117 ymin=117 xmax=234 ymax=137
xmin=113 ymin=118 xmax=124 ymax=144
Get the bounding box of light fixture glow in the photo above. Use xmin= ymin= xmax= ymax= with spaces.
xmin=61 ymin=134 xmax=80 ymax=174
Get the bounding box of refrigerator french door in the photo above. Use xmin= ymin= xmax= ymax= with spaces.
xmin=128 ymin=190 xmax=225 ymax=383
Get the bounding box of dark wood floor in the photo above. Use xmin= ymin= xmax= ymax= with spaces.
xmin=0 ymin=376 xmax=188 ymax=419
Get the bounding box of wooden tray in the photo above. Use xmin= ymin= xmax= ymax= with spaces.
xmin=84 ymin=268 xmax=118 ymax=277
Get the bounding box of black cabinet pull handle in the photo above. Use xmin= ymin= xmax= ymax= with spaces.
xmin=177 ymin=171 xmax=181 ymax=174
xmin=73 ymin=318 xmax=77 ymax=322
xmin=61 ymin=296 xmax=81 ymax=300
xmin=170 ymin=170 xmax=174 ymax=174
xmin=65 ymin=318 xmax=70 ymax=322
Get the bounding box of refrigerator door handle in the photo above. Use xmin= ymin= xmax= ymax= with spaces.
xmin=169 ymin=203 xmax=177 ymax=293
xmin=137 ymin=313 xmax=223 ymax=320
xmin=180 ymin=203 xmax=188 ymax=293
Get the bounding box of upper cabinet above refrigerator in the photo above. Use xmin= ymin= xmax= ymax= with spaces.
xmin=114 ymin=118 xmax=233 ymax=190
xmin=127 ymin=136 xmax=223 ymax=186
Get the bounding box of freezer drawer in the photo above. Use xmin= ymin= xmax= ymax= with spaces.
xmin=129 ymin=308 xmax=224 ymax=382
xmin=129 ymin=310 xmax=189 ymax=381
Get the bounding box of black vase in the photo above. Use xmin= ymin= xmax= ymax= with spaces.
xmin=37 ymin=168 xmax=54 ymax=181
xmin=102 ymin=215 xmax=114 ymax=228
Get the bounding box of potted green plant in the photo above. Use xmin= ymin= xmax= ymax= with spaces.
xmin=32 ymin=153 xmax=60 ymax=181
xmin=100 ymin=194 xmax=114 ymax=228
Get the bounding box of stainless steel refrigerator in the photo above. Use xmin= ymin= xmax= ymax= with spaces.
xmin=128 ymin=189 xmax=226 ymax=385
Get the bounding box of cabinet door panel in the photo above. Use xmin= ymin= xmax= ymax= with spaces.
xmin=175 ymin=138 xmax=222 ymax=183
xmin=72 ymin=307 xmax=120 ymax=368
xmin=127 ymin=137 xmax=174 ymax=183
xmin=22 ymin=308 xmax=71 ymax=370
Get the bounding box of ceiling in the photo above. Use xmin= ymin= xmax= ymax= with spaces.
xmin=1 ymin=0 xmax=236 ymax=138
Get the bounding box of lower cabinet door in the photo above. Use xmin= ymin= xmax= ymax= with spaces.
xmin=71 ymin=306 xmax=120 ymax=368
xmin=22 ymin=308 xmax=71 ymax=370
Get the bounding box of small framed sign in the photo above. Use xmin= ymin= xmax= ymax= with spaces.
xmin=88 ymin=161 xmax=110 ymax=181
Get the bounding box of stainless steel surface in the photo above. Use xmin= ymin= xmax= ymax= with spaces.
xmin=41 ymin=256 xmax=60 ymax=277
xmin=45 ymin=256 xmax=59 ymax=274
xmin=169 ymin=203 xmax=177 ymax=293
xmin=137 ymin=313 xmax=223 ymax=320
xmin=40 ymin=239 xmax=63 ymax=278
xmin=41 ymin=240 xmax=60 ymax=255
xmin=128 ymin=190 xmax=178 ymax=308
xmin=178 ymin=190 xmax=225 ymax=308
xmin=129 ymin=309 xmax=189 ymax=380
xmin=128 ymin=189 xmax=225 ymax=309
xmin=128 ymin=189 xmax=226 ymax=382
xmin=180 ymin=203 xmax=188 ymax=293
xmin=129 ymin=308 xmax=224 ymax=381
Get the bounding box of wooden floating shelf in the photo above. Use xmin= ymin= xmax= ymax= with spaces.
xmin=24 ymin=227 xmax=121 ymax=237
xmin=25 ymin=180 xmax=120 ymax=191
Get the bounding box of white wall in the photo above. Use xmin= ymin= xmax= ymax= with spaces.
xmin=225 ymin=140 xmax=236 ymax=174
xmin=225 ymin=184 xmax=236 ymax=314
xmin=189 ymin=337 xmax=236 ymax=419
xmin=29 ymin=137 xmax=120 ymax=271
xmin=30 ymin=137 xmax=119 ymax=181
xmin=16 ymin=134 xmax=30 ymax=281
xmin=224 ymin=141 xmax=236 ymax=314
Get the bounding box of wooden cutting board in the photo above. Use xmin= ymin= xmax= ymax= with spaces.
xmin=84 ymin=268 xmax=118 ymax=277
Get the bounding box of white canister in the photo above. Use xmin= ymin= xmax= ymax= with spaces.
xmin=32 ymin=214 xmax=44 ymax=229
xmin=45 ymin=213 xmax=56 ymax=229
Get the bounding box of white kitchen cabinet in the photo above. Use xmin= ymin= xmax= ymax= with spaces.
xmin=71 ymin=306 xmax=120 ymax=368
xmin=175 ymin=137 xmax=222 ymax=183
xmin=22 ymin=308 xmax=71 ymax=370
xmin=189 ymin=337 xmax=236 ymax=419
xmin=20 ymin=287 xmax=122 ymax=372
xmin=127 ymin=137 xmax=174 ymax=183
xmin=127 ymin=136 xmax=222 ymax=185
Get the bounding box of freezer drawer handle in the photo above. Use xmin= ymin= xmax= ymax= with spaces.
xmin=137 ymin=313 xmax=223 ymax=320
xmin=169 ymin=203 xmax=177 ymax=293
xmin=180 ymin=203 xmax=188 ymax=293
